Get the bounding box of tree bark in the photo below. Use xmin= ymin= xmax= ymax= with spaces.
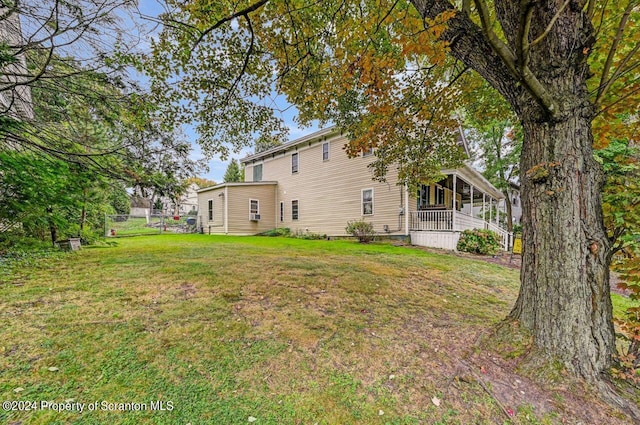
xmin=509 ymin=114 xmax=615 ymax=380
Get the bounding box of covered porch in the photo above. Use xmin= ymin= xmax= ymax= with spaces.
xmin=409 ymin=164 xmax=513 ymax=251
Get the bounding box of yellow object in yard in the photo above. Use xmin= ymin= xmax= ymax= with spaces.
xmin=512 ymin=237 xmax=522 ymax=255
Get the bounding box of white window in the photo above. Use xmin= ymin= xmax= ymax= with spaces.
xmin=322 ymin=142 xmax=329 ymax=161
xmin=292 ymin=200 xmax=299 ymax=220
xmin=252 ymin=164 xmax=263 ymax=182
xmin=291 ymin=152 xmax=299 ymax=174
xmin=280 ymin=201 xmax=284 ymax=222
xmin=362 ymin=189 xmax=373 ymax=215
xmin=362 ymin=147 xmax=374 ymax=157
xmin=250 ymin=199 xmax=259 ymax=216
xmin=207 ymin=199 xmax=214 ymax=221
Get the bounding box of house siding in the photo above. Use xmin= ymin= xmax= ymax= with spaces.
xmin=198 ymin=184 xmax=276 ymax=235
xmin=197 ymin=187 xmax=225 ymax=233
xmin=244 ymin=134 xmax=407 ymax=236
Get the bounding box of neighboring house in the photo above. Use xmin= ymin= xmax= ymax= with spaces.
xmin=0 ymin=9 xmax=34 ymax=121
xmin=178 ymin=183 xmax=199 ymax=215
xmin=197 ymin=127 xmax=512 ymax=250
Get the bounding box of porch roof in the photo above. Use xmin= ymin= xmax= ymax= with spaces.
xmin=440 ymin=162 xmax=504 ymax=200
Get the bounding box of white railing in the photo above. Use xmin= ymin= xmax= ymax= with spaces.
xmin=454 ymin=212 xmax=486 ymax=231
xmin=486 ymin=221 xmax=513 ymax=251
xmin=409 ymin=210 xmax=453 ymax=231
xmin=409 ymin=210 xmax=513 ymax=251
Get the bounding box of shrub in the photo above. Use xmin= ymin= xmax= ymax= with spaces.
xmin=345 ymin=219 xmax=376 ymax=243
xmin=456 ymin=228 xmax=501 ymax=255
xmin=291 ymin=230 xmax=327 ymax=240
xmin=260 ymin=227 xmax=291 ymax=237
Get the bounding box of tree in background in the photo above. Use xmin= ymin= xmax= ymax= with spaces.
xmin=463 ymin=78 xmax=521 ymax=232
xmin=186 ymin=176 xmax=217 ymax=189
xmin=223 ymin=159 xmax=243 ymax=183
xmin=143 ymin=1 xmax=640 ymax=407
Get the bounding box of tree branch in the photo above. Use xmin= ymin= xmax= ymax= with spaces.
xmin=516 ymin=0 xmax=535 ymax=70
xmin=191 ymin=0 xmax=269 ymax=49
xmin=595 ymin=0 xmax=637 ymax=105
xmin=472 ymin=0 xmax=519 ymax=77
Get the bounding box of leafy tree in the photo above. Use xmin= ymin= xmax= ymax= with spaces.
xmin=0 ymin=0 xmax=140 ymax=153
xmin=185 ymin=176 xmax=217 ymax=189
xmin=223 ymin=159 xmax=243 ymax=182
xmin=595 ymin=139 xmax=640 ymax=383
xmin=254 ymin=134 xmax=282 ymax=153
xmin=144 ymin=0 xmax=640 ymax=404
xmin=463 ymin=79 xmax=522 ymax=232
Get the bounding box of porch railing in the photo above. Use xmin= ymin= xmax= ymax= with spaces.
xmin=409 ymin=210 xmax=453 ymax=231
xmin=409 ymin=210 xmax=513 ymax=250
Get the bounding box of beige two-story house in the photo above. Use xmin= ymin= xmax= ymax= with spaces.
xmin=197 ymin=127 xmax=511 ymax=250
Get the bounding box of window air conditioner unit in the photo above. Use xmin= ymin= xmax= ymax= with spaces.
xmin=250 ymin=213 xmax=261 ymax=221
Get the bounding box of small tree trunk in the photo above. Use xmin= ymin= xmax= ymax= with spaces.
xmin=46 ymin=206 xmax=57 ymax=246
xmin=509 ymin=114 xmax=615 ymax=381
xmin=503 ymin=192 xmax=513 ymax=233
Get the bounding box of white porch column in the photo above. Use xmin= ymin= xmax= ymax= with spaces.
xmin=470 ymin=185 xmax=474 ymax=217
xmin=482 ymin=193 xmax=486 ymax=222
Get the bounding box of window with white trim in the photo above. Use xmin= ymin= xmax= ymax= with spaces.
xmin=362 ymin=189 xmax=373 ymax=215
xmin=291 ymin=152 xmax=299 ymax=174
xmin=322 ymin=142 xmax=329 ymax=161
xmin=362 ymin=147 xmax=374 ymax=157
xmin=292 ymin=200 xmax=299 ymax=220
xmin=250 ymin=199 xmax=259 ymax=218
xmin=207 ymin=199 xmax=214 ymax=221
xmin=252 ymin=164 xmax=263 ymax=182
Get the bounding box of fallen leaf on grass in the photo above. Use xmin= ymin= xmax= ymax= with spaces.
xmin=432 ymin=396 xmax=441 ymax=406
xmin=47 ymin=367 xmax=59 ymax=372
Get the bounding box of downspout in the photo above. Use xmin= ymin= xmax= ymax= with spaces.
xmin=404 ymin=183 xmax=410 ymax=236
xmin=224 ymin=187 xmax=229 ymax=234
xmin=452 ymin=174 xmax=457 ymax=231
xmin=386 ymin=185 xmax=405 ymax=234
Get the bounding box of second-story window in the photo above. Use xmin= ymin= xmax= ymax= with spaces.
xmin=252 ymin=164 xmax=262 ymax=182
xmin=322 ymin=142 xmax=329 ymax=161
xmin=362 ymin=147 xmax=374 ymax=157
xmin=292 ymin=152 xmax=299 ymax=174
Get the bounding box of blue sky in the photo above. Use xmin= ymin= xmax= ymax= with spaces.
xmin=134 ymin=1 xmax=320 ymax=183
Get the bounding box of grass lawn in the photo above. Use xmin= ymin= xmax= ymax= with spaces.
xmin=0 ymin=234 xmax=636 ymax=424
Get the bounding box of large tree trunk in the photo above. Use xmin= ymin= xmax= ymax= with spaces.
xmin=410 ymin=0 xmax=618 ymax=381
xmin=509 ymin=114 xmax=615 ymax=381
